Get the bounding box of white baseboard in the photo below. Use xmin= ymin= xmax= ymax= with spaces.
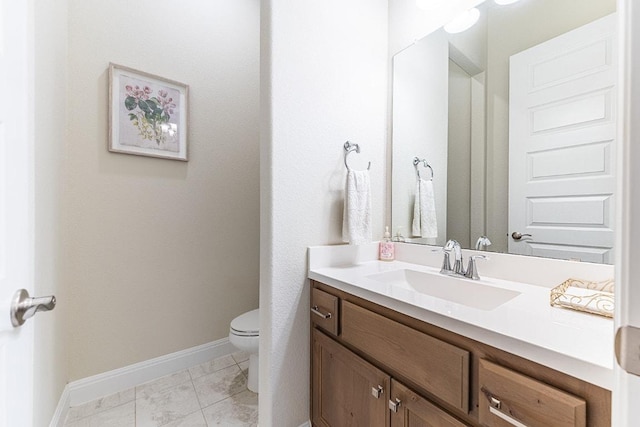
xmin=299 ymin=422 xmax=311 ymax=427
xmin=68 ymin=338 xmax=234 ymax=406
xmin=58 ymin=337 xmax=233 ymax=413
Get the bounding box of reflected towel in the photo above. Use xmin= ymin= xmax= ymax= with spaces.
xmin=412 ymin=178 xmax=437 ymax=238
xmin=342 ymin=170 xmax=372 ymax=245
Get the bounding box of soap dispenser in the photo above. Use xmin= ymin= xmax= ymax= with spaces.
xmin=379 ymin=226 xmax=395 ymax=261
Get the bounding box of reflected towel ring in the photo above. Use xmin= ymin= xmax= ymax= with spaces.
xmin=413 ymin=157 xmax=433 ymax=180
xmin=344 ymin=141 xmax=371 ymax=172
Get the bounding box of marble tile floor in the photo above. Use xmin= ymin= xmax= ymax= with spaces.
xmin=64 ymin=351 xmax=258 ymax=427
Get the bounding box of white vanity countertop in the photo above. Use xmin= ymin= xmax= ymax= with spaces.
xmin=308 ymin=244 xmax=615 ymax=390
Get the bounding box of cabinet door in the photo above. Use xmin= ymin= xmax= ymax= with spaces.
xmin=312 ymin=329 xmax=390 ymax=427
xmin=389 ymin=379 xmax=469 ymax=427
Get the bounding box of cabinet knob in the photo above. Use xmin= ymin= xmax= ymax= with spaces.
xmin=371 ymin=385 xmax=384 ymax=399
xmin=389 ymin=398 xmax=401 ymax=413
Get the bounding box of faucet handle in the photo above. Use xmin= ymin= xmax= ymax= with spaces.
xmin=431 ymin=246 xmax=454 ymax=274
xmin=464 ymin=255 xmax=489 ymax=280
xmin=440 ymin=251 xmax=452 ymax=274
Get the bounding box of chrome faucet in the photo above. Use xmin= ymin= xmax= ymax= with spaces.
xmin=440 ymin=239 xmax=488 ymax=280
xmin=475 ymin=236 xmax=492 ymax=251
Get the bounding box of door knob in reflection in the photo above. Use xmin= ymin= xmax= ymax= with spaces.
xmin=511 ymin=231 xmax=532 ymax=241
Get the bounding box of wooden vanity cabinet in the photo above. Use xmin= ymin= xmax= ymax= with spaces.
xmin=310 ymin=280 xmax=611 ymax=427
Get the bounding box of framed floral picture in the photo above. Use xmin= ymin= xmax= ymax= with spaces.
xmin=109 ymin=63 xmax=189 ymax=161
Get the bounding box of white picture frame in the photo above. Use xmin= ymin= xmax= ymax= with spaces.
xmin=109 ymin=63 xmax=189 ymax=161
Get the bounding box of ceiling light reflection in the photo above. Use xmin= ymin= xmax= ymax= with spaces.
xmin=443 ymin=8 xmax=480 ymax=34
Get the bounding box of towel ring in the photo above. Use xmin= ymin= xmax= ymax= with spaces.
xmin=413 ymin=157 xmax=433 ymax=180
xmin=344 ymin=141 xmax=371 ymax=172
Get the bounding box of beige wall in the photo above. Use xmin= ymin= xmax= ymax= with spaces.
xmin=485 ymin=0 xmax=616 ymax=252
xmin=33 ymin=0 xmax=68 ymax=424
xmin=65 ymin=0 xmax=260 ymax=380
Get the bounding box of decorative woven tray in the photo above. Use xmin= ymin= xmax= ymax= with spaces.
xmin=550 ymin=278 xmax=614 ymax=318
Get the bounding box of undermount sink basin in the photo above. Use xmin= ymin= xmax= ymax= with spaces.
xmin=366 ymin=269 xmax=521 ymax=311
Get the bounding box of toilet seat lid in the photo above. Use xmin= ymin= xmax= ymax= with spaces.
xmin=231 ymin=308 xmax=259 ymax=335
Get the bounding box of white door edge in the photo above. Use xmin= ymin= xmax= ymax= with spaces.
xmin=0 ymin=0 xmax=35 ymax=425
xmin=613 ymin=0 xmax=640 ymax=425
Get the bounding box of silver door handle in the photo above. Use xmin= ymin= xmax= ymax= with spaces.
xmin=311 ymin=306 xmax=332 ymax=319
xmin=488 ymin=396 xmax=529 ymax=427
xmin=511 ymin=232 xmax=532 ymax=241
xmin=10 ymin=289 xmax=56 ymax=327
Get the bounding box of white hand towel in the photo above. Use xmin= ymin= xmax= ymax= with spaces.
xmin=342 ymin=170 xmax=372 ymax=245
xmin=412 ymin=178 xmax=437 ymax=238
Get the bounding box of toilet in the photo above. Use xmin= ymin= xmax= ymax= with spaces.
xmin=229 ymin=308 xmax=260 ymax=393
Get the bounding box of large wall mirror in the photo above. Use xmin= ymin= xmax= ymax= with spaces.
xmin=391 ymin=0 xmax=617 ymax=264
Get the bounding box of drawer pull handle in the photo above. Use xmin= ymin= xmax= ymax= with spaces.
xmin=389 ymin=398 xmax=401 ymax=412
xmin=371 ymin=385 xmax=384 ymax=399
xmin=311 ymin=306 xmax=332 ymax=319
xmin=488 ymin=397 xmax=528 ymax=427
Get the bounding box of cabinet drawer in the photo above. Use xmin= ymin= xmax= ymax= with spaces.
xmin=311 ymin=288 xmax=339 ymax=336
xmin=341 ymin=300 xmax=470 ymax=413
xmin=479 ymin=359 xmax=586 ymax=427
xmin=390 ymin=379 xmax=469 ymax=426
